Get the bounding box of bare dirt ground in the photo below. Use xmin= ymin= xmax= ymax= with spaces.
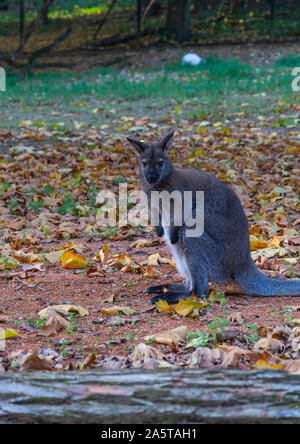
xmin=1 ymin=237 xmax=300 ymax=366
xmin=120 ymin=41 xmax=300 ymax=69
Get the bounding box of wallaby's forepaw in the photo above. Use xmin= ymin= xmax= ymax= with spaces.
xmin=170 ymin=232 xmax=178 ymax=244
xmin=170 ymin=227 xmax=180 ymax=244
xmin=149 ymin=292 xmax=190 ymax=305
xmin=156 ymin=226 xmax=164 ymax=237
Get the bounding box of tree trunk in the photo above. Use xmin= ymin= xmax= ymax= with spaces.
xmin=1 ymin=368 xmax=300 ymax=424
xmin=165 ymin=0 xmax=193 ymax=43
xmin=269 ymin=0 xmax=276 ymax=41
xmin=43 ymin=0 xmax=49 ymax=25
xmin=137 ymin=0 xmax=142 ymax=44
xmin=19 ymin=0 xmax=24 ymax=46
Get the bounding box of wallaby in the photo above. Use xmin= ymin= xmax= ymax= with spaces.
xmin=127 ymin=131 xmax=300 ymax=304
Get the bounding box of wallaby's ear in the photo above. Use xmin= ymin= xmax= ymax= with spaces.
xmin=160 ymin=130 xmax=175 ymax=152
xmin=127 ymin=137 xmax=148 ymax=155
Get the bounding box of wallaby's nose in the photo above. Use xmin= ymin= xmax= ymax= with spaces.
xmin=148 ymin=175 xmax=157 ymax=183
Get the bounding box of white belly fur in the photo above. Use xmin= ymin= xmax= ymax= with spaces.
xmin=163 ymin=225 xmax=193 ymax=291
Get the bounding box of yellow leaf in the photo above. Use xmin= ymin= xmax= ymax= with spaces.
xmin=80 ymin=353 xmax=96 ymax=370
xmin=60 ymin=249 xmax=87 ymax=269
xmin=108 ymin=254 xmax=131 ymax=269
xmin=175 ymin=296 xmax=207 ymax=317
xmin=156 ymin=299 xmax=174 ymax=313
xmin=95 ymin=241 xmax=111 ymax=264
xmin=255 ymin=360 xmax=283 ymax=370
xmin=268 ymin=236 xmax=280 ymax=248
xmin=0 ymin=329 xmax=19 ymax=339
xmin=250 ymin=235 xmax=268 ymax=251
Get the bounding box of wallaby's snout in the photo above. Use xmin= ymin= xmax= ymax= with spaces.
xmin=147 ymin=169 xmax=159 ymax=184
xmin=142 ymin=155 xmax=166 ymax=186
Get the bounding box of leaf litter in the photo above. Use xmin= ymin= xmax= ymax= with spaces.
xmin=0 ymin=114 xmax=299 ymax=374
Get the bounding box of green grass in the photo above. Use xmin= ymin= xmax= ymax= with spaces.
xmin=0 ymin=54 xmax=299 ymax=129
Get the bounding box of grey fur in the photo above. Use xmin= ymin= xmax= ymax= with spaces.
xmin=127 ymin=132 xmax=300 ymax=304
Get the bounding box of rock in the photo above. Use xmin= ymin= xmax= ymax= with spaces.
xmin=182 ymin=53 xmax=202 ymax=66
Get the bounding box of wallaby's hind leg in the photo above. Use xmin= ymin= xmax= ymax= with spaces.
xmin=144 ymin=283 xmax=186 ymax=295
xmin=194 ymin=271 xmax=209 ymax=300
xmin=195 ymin=285 xmax=209 ymax=300
xmin=185 ymin=256 xmax=209 ymax=300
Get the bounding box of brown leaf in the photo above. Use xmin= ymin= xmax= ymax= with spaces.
xmin=187 ymin=347 xmax=226 ymax=369
xmin=253 ymin=338 xmax=285 ymax=354
xmin=20 ymin=354 xmax=53 ymax=372
xmin=145 ymin=326 xmax=190 ymax=346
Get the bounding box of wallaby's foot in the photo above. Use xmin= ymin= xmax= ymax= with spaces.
xmin=195 ymin=288 xmax=210 ymax=300
xmin=156 ymin=226 xmax=164 ymax=237
xmin=149 ymin=291 xmax=191 ymax=305
xmin=144 ymin=283 xmax=186 ymax=295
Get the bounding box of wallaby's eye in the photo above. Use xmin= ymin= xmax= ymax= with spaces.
xmin=158 ymin=160 xmax=164 ymax=167
xmin=142 ymin=160 xmax=148 ymax=168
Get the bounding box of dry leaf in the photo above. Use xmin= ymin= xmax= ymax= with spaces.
xmin=145 ymin=325 xmax=190 ymax=346
xmin=38 ymin=304 xmax=88 ymax=319
xmin=20 ymin=354 xmax=53 ymax=372
xmin=0 ymin=329 xmax=19 ymax=340
xmin=228 ymin=312 xmax=244 ymax=325
xmin=39 ymin=315 xmax=69 ymax=336
xmin=101 ymin=306 xmax=136 ymax=316
xmin=175 ymin=296 xmax=207 ymax=317
xmin=60 ymin=249 xmax=87 ymax=269
xmin=132 ymin=343 xmax=162 ymax=362
xmin=187 ymin=347 xmax=226 ymax=369
xmin=80 ymin=353 xmax=96 ymax=370
xmin=253 ymin=338 xmax=285 ymax=354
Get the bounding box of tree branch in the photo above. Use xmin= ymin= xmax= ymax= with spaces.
xmin=15 ymin=0 xmax=56 ymax=56
xmin=93 ymin=0 xmax=118 ymax=41
xmin=26 ymin=27 xmax=72 ymax=69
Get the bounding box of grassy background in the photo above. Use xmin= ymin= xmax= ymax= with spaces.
xmin=0 ymin=54 xmax=299 ymax=130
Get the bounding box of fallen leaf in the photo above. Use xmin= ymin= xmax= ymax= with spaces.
xmin=145 ymin=325 xmax=190 ymax=346
xmin=60 ymin=249 xmax=87 ymax=269
xmin=187 ymin=347 xmax=226 ymax=368
xmin=101 ymin=306 xmax=136 ymax=316
xmin=132 ymin=343 xmax=162 ymax=361
xmin=0 ymin=329 xmax=19 ymax=339
xmin=253 ymin=338 xmax=285 ymax=354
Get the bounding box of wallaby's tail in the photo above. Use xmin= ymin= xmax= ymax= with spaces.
xmin=234 ymin=259 xmax=300 ymax=297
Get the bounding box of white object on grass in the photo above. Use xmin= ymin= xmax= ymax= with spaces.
xmin=182 ymin=53 xmax=202 ymax=66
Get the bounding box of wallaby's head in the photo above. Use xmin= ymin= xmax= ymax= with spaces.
xmin=127 ymin=131 xmax=175 ymax=187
